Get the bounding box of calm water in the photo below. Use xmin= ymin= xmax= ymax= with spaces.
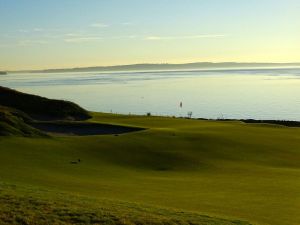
xmin=1 ymin=68 xmax=300 ymax=120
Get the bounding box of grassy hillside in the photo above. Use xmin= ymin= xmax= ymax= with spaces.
xmin=0 ymin=113 xmax=300 ymax=224
xmin=0 ymin=106 xmax=45 ymax=136
xmin=0 ymin=86 xmax=91 ymax=121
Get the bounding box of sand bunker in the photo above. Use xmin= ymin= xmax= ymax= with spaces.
xmin=31 ymin=122 xmax=144 ymax=136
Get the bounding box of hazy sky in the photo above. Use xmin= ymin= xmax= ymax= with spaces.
xmin=0 ymin=0 xmax=300 ymax=70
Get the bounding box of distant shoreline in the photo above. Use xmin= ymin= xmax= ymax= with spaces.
xmin=201 ymin=118 xmax=300 ymax=127
xmin=100 ymin=112 xmax=300 ymax=128
xmin=8 ymin=62 xmax=300 ymax=74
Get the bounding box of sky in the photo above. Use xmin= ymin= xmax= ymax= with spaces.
xmin=0 ymin=0 xmax=300 ymax=70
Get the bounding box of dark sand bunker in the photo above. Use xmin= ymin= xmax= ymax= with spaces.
xmin=31 ymin=122 xmax=145 ymax=136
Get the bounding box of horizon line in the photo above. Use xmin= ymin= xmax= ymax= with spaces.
xmin=5 ymin=61 xmax=300 ymax=72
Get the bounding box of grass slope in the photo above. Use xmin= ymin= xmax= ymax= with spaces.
xmin=1 ymin=113 xmax=300 ymax=224
xmin=0 ymin=86 xmax=91 ymax=120
xmin=0 ymin=106 xmax=45 ymax=136
xmin=0 ymin=183 xmax=248 ymax=225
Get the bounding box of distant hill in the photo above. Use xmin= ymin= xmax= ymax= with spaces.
xmin=0 ymin=71 xmax=7 ymax=75
xmin=0 ymin=86 xmax=91 ymax=121
xmin=14 ymin=62 xmax=300 ymax=73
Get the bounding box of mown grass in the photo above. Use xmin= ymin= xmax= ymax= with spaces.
xmin=1 ymin=113 xmax=300 ymax=224
xmin=0 ymin=182 xmax=249 ymax=225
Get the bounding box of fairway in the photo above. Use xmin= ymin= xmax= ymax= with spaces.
xmin=0 ymin=113 xmax=299 ymax=225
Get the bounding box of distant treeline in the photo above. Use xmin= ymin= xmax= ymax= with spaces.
xmin=0 ymin=71 xmax=7 ymax=75
xmin=13 ymin=62 xmax=300 ymax=73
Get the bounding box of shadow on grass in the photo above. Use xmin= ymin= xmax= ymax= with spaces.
xmin=31 ymin=121 xmax=145 ymax=136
